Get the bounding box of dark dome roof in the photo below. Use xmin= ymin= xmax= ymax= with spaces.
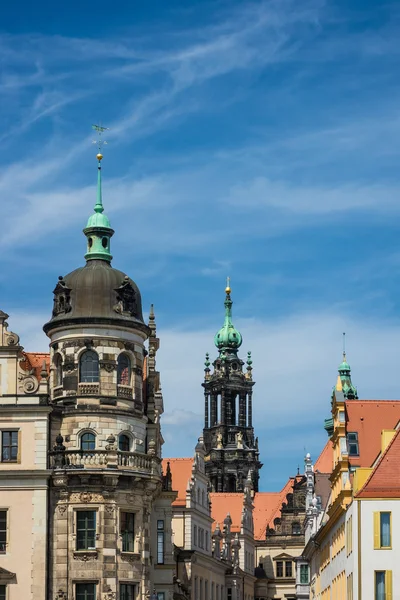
xmin=43 ymin=260 xmax=148 ymax=335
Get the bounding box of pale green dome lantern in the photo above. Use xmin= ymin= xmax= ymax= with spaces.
xmin=83 ymin=148 xmax=114 ymax=262
xmin=214 ymin=279 xmax=242 ymax=355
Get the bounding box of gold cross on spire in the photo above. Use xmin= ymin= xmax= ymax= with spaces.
xmin=92 ymin=124 xmax=109 ymax=161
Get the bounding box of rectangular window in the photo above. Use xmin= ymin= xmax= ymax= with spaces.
xmin=211 ymin=582 xmax=215 ymax=600
xmin=120 ymin=584 xmax=135 ymax=600
xmin=285 ymin=561 xmax=292 ymax=577
xmin=0 ymin=585 xmax=5 ymax=600
xmin=300 ymin=564 xmax=309 ymax=584
xmin=340 ymin=437 xmax=348 ymax=455
xmin=76 ymin=511 xmax=96 ymax=550
xmin=347 ymin=432 xmax=359 ymax=456
xmin=200 ymin=579 xmax=203 ymax=600
xmin=0 ymin=511 xmax=7 ymax=553
xmin=1 ymin=431 xmax=18 ymax=462
xmin=121 ymin=512 xmax=135 ymax=552
xmin=276 ymin=561 xmax=283 ymax=577
xmin=227 ymin=589 xmax=232 ymax=600
xmin=205 ymin=581 xmax=208 ymax=600
xmin=76 ymin=583 xmax=96 ymax=600
xmin=157 ymin=520 xmax=165 ymax=564
xmin=380 ymin=512 xmax=391 ymax=548
xmin=374 ymin=571 xmax=392 ymax=600
xmin=158 ymin=594 xmax=165 ymax=600
xmin=374 ymin=512 xmax=392 ymax=549
xmin=193 ymin=525 xmax=197 ymax=546
xmin=194 ymin=577 xmax=198 ymax=600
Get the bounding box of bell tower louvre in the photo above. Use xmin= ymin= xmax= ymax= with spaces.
xmin=202 ymin=280 xmax=262 ymax=493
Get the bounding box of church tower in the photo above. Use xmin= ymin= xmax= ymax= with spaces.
xmin=202 ymin=281 xmax=262 ymax=493
xmin=43 ymin=143 xmax=175 ymax=600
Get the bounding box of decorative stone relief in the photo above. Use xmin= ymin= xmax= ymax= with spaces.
xmin=113 ymin=277 xmax=138 ymax=316
xmin=100 ymin=359 xmax=116 ymax=372
xmin=73 ymin=551 xmax=98 ymax=561
xmin=18 ymin=369 xmax=39 ymax=394
xmin=54 ymin=590 xmax=67 ymax=600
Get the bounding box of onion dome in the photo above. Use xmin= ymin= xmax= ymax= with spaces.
xmin=214 ymin=280 xmax=242 ymax=355
xmin=336 ymin=352 xmax=358 ymax=399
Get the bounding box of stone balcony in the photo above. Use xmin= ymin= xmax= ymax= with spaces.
xmin=49 ymin=440 xmax=160 ymax=477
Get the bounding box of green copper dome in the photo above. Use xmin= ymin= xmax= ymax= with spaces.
xmin=214 ymin=284 xmax=242 ymax=354
xmin=83 ymin=154 xmax=114 ymax=263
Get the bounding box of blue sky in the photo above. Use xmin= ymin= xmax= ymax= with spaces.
xmin=2 ymin=0 xmax=400 ymax=491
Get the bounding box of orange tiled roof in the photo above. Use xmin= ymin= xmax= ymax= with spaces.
xmin=20 ymin=352 xmax=50 ymax=381
xmin=356 ymin=428 xmax=400 ymax=498
xmin=314 ymin=440 xmax=333 ymax=474
xmin=253 ymin=477 xmax=299 ymax=540
xmin=210 ymin=493 xmax=244 ymax=533
xmin=346 ymin=400 xmax=400 ymax=467
xmin=163 ymin=458 xmax=193 ymax=506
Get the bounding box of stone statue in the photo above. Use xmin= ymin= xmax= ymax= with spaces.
xmin=236 ymin=431 xmax=244 ymax=449
xmin=216 ymin=433 xmax=223 ymax=449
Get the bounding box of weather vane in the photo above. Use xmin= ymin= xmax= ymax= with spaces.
xmin=92 ymin=124 xmax=109 ymax=158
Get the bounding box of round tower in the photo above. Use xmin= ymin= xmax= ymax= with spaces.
xmin=43 ymin=148 xmax=170 ymax=600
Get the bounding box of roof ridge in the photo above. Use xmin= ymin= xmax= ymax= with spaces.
xmin=355 ymin=428 xmax=400 ymax=497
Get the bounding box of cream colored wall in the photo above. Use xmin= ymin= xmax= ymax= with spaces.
xmin=0 ymin=412 xmax=48 ymax=471
xmin=171 ymin=512 xmax=185 ymax=548
xmin=0 ymin=486 xmax=48 ymax=599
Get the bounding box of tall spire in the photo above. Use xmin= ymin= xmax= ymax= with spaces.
xmin=214 ymin=278 xmax=242 ymax=356
xmin=83 ymin=125 xmax=114 ymax=263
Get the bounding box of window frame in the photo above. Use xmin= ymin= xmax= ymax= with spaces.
xmin=299 ymin=564 xmax=309 ymax=584
xmin=0 ymin=585 xmax=6 ymax=600
xmin=157 ymin=519 xmax=165 ymax=564
xmin=347 ymin=432 xmax=359 ymax=456
xmin=380 ymin=512 xmax=391 ymax=549
xmin=80 ymin=432 xmax=96 ymax=452
xmin=1 ymin=430 xmax=19 ymax=463
xmin=119 ymin=434 xmax=131 ymax=452
xmin=120 ymin=583 xmax=135 ymax=600
xmin=374 ymin=570 xmax=393 ymax=600
xmin=54 ymin=353 xmax=63 ymax=387
xmin=79 ymin=350 xmax=99 ymax=383
xmin=0 ymin=510 xmax=7 ymax=554
xmin=120 ymin=511 xmax=135 ymax=553
xmin=117 ymin=353 xmax=131 ymax=386
xmin=75 ymin=582 xmax=96 ymax=600
xmin=76 ymin=510 xmax=97 ymax=551
xmin=276 ymin=561 xmax=284 ymax=577
xmin=285 ymin=560 xmax=293 ymax=578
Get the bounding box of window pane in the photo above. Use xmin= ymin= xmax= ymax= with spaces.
xmin=276 ymin=561 xmax=283 ymax=577
xmin=380 ymin=513 xmax=391 ymax=547
xmin=79 ymin=351 xmax=99 ymax=383
xmin=375 ymin=572 xmax=385 ymax=600
xmin=0 ymin=586 xmax=5 ymax=600
xmin=81 ymin=433 xmax=96 ymax=451
xmin=117 ymin=354 xmax=131 ymax=386
xmin=2 ymin=431 xmax=18 ymax=462
xmin=76 ymin=511 xmax=96 ymax=550
xmin=0 ymin=510 xmax=6 ymax=553
xmin=76 ymin=583 xmax=96 ymax=600
xmin=285 ymin=561 xmax=292 ymax=577
xmin=121 ymin=512 xmax=135 ymax=552
xmin=300 ymin=564 xmax=309 ymax=584
xmin=119 ymin=435 xmax=130 ymax=452
xmin=121 ymin=584 xmax=135 ymax=600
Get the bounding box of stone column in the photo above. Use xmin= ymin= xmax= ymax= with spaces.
xmin=204 ymin=393 xmax=209 ymax=428
xmin=239 ymin=395 xmax=246 ymax=427
xmin=211 ymin=395 xmax=217 ymax=426
xmin=220 ymin=392 xmax=226 ymax=425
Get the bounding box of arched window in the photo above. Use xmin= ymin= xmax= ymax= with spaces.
xmin=81 ymin=432 xmax=96 ymax=451
xmin=119 ymin=434 xmax=130 ymax=452
xmin=117 ymin=353 xmax=131 ymax=386
xmin=54 ymin=354 xmax=63 ymax=387
xmin=79 ymin=350 xmax=99 ymax=383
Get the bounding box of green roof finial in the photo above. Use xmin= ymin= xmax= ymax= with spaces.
xmin=214 ymin=278 xmax=242 ymax=355
xmin=335 ymin=332 xmax=358 ymax=399
xmin=84 ymin=125 xmax=114 ymax=262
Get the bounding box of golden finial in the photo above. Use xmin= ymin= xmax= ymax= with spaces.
xmin=96 ymin=153 xmax=103 ymax=161
xmin=225 ymin=276 xmax=231 ymax=294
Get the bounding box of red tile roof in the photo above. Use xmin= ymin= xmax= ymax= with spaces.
xmin=210 ymin=493 xmax=244 ymax=533
xmin=253 ymin=477 xmax=301 ymax=540
xmin=356 ymin=428 xmax=400 ymax=498
xmin=20 ymin=352 xmax=50 ymax=381
xmin=162 ymin=458 xmax=193 ymax=506
xmin=346 ymin=401 xmax=400 ymax=467
xmin=314 ymin=440 xmax=333 ymax=474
